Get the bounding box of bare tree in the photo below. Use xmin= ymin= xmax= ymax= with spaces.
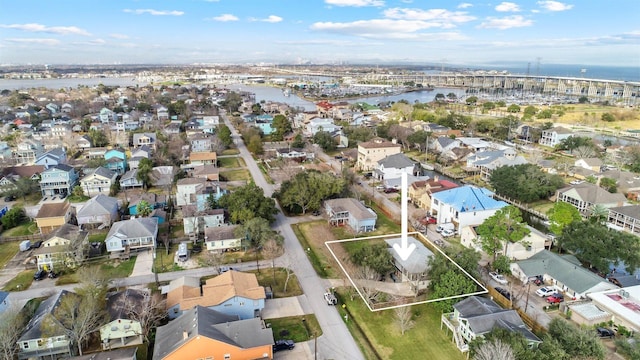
xmin=0 ymin=306 xmax=27 ymax=360
xmin=394 ymin=305 xmax=415 ymax=335
xmin=279 ymin=253 xmax=295 ymax=293
xmin=125 ymin=292 xmax=167 ymax=344
xmin=202 ymin=250 xmax=226 ymax=274
xmin=473 ymin=339 xmax=515 ymax=360
xmin=354 ymin=266 xmax=381 ymax=304
xmin=262 ymin=238 xmax=283 ymax=283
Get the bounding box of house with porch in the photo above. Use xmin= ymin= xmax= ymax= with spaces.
xmin=105 ymin=217 xmax=158 ymax=255
xmin=556 ymin=182 xmax=627 ymax=215
xmin=539 ymin=126 xmax=573 ymax=147
xmin=356 ymin=138 xmax=401 ymax=171
xmin=127 ymin=192 xmax=167 ymax=216
xmin=204 ymin=224 xmax=241 ymax=252
xmin=79 ymin=167 xmax=117 ymax=197
xmin=183 ymin=207 xmax=225 ymax=236
xmin=441 ymin=296 xmax=541 ymax=353
xmin=76 ymin=194 xmax=119 ymax=229
xmin=13 ymin=139 xmax=45 ymax=165
xmin=165 ymin=271 xmax=266 ymax=320
xmin=153 ymin=305 xmax=274 ymax=360
xmin=385 ymin=236 xmax=433 ymax=293
xmin=575 ymin=157 xmax=604 ymax=173
xmin=176 ymin=177 xmax=206 ymax=206
xmin=460 ymin=225 xmax=549 ymax=260
xmin=34 ymin=223 xmax=88 ymax=272
xmin=408 ymin=177 xmax=459 ymax=211
xmin=465 ymin=148 xmax=528 ymax=181
xmin=189 ymin=151 xmax=217 ymax=167
xmin=132 ymin=132 xmax=157 ymax=150
xmin=0 ymin=165 xmax=44 ymax=193
xmin=35 ymin=201 xmax=72 ymax=235
xmin=192 ymin=164 xmax=220 ymax=181
xmin=39 ymin=164 xmax=78 ymax=197
xmin=324 ymin=198 xmax=377 ymax=233
xmin=104 ymin=148 xmax=127 ymax=175
xmin=119 ymin=169 xmax=143 ymax=189
xmin=375 ymin=153 xmax=417 ymax=181
xmin=607 ymin=205 xmax=640 ymax=237
xmin=100 ymin=289 xmax=147 ymax=350
xmin=431 ymin=186 xmax=507 ymax=231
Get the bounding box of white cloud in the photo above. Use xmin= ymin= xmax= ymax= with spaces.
xmin=210 ymin=14 xmax=239 ymax=22
xmin=311 ymin=19 xmax=467 ymax=39
xmin=537 ymin=1 xmax=573 ymax=11
xmin=383 ymin=8 xmax=475 ymax=24
xmin=263 ymin=15 xmax=283 ymax=23
xmin=324 ymin=0 xmax=384 ymax=7
xmin=123 ymin=9 xmax=184 ymax=16
xmin=0 ymin=23 xmax=91 ymax=36
xmin=457 ymin=3 xmax=473 ymax=8
xmin=5 ymin=38 xmax=61 ymax=45
xmin=479 ymin=15 xmax=533 ymax=29
xmin=495 ymin=2 xmax=521 ymax=12
xmin=110 ymin=33 xmax=129 ymax=39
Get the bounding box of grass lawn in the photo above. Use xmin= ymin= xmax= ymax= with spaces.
xmin=220 ymin=169 xmax=251 ymax=181
xmin=251 ymin=268 xmax=303 ymax=298
xmin=336 ymin=290 xmax=465 ymax=360
xmin=2 ymin=269 xmax=35 ymax=291
xmin=100 ymin=256 xmax=137 ymax=278
xmin=88 ymin=232 xmax=108 ymax=243
xmin=0 ymin=241 xmax=19 ymax=268
xmin=2 ymin=221 xmax=38 ymax=236
xmin=291 ymin=222 xmax=334 ymax=278
xmin=218 ymin=157 xmax=242 ymax=168
xmin=528 ymin=200 xmax=555 ymax=214
xmin=221 ymin=148 xmax=240 ymax=156
xmin=266 ymin=315 xmax=323 ymax=342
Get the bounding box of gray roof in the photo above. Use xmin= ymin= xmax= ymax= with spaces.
xmin=454 ymin=296 xmax=540 ymax=343
xmin=559 ymin=182 xmax=627 ymax=205
xmin=385 ymin=236 xmax=433 ymax=274
xmin=515 ymin=250 xmax=613 ymax=294
xmin=133 ymin=132 xmax=156 ymax=142
xmin=469 ymin=149 xmax=528 ymax=170
xmin=609 ymin=205 xmax=640 ymax=220
xmin=77 ymin=194 xmax=119 ymax=217
xmin=106 ymin=289 xmax=147 ymax=322
xmin=378 ymin=153 xmax=415 ymax=169
xmin=153 ymin=306 xmax=274 ymax=360
xmin=106 ymin=217 xmax=158 ymax=240
xmin=325 ymin=198 xmax=377 ymax=221
xmin=84 ymin=166 xmax=116 ymax=180
xmin=19 ymin=290 xmax=78 ymax=341
xmin=120 ymin=169 xmax=138 ymax=181
xmin=205 ymin=225 xmax=239 ymax=241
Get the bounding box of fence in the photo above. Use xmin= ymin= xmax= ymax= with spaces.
xmin=0 ymin=233 xmax=45 ymax=244
xmin=492 ymin=193 xmax=549 ymax=220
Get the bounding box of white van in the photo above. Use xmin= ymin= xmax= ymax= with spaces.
xmin=436 ymin=223 xmax=455 ymax=233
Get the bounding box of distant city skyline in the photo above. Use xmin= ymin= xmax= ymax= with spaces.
xmin=1 ymin=0 xmax=639 ymax=68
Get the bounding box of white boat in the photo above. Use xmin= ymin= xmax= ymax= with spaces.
xmin=421 ymin=163 xmax=435 ymax=171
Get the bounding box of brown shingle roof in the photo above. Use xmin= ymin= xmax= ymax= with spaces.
xmin=36 ymin=201 xmax=70 ymax=218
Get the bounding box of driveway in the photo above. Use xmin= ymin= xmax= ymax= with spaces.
xmin=263 ymin=295 xmax=310 ymax=319
xmin=130 ymin=249 xmax=154 ymax=277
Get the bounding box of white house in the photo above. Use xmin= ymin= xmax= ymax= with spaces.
xmin=105 ymin=218 xmax=158 ymax=254
xmin=431 ymin=186 xmax=508 ymax=231
xmin=539 ymin=126 xmax=573 ymax=147
xmin=80 ymin=167 xmax=117 ymax=197
xmin=176 ymin=177 xmax=206 ymax=206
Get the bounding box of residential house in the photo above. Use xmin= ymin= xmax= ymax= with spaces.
xmin=597 ymin=170 xmax=640 ymax=200
xmin=511 ymin=250 xmax=618 ymax=299
xmin=150 ymin=166 xmax=175 ymax=188
xmin=14 ymin=139 xmax=44 ymax=165
xmin=84 ymin=147 xmax=107 ymax=160
xmin=132 ymin=133 xmax=157 ymax=150
xmin=431 ymin=136 xmax=461 ymax=155
xmin=607 ymin=205 xmax=640 ymax=237
xmin=189 ymin=151 xmax=217 ymax=167
xmin=204 ymin=224 xmax=241 ymax=252
xmin=325 ymin=198 xmax=377 ymax=233
xmin=76 ymin=194 xmax=119 ymax=229
xmin=586 ymin=286 xmax=640 ymax=333
xmin=156 ymin=106 xmax=169 ymax=121
xmin=254 ymin=114 xmax=274 ymax=135
xmin=192 ymin=164 xmax=220 ymax=181
xmin=128 ymin=146 xmax=152 ymax=170
xmin=35 ymin=148 xmax=67 ymax=169
xmin=375 ymin=153 xmax=417 ymax=181
xmin=431 ymin=186 xmax=508 ymax=231
xmin=79 ymin=167 xmax=117 ymax=197
xmin=441 ymin=296 xmax=541 ymax=353
xmin=575 ymin=157 xmax=604 ymax=173
xmin=356 ymin=138 xmax=401 ymax=171
xmin=99 ymin=108 xmax=114 ymax=123
xmin=183 ymin=208 xmax=225 ymax=236
xmin=539 ymin=126 xmax=573 ymax=147
xmin=306 ymin=117 xmax=341 ymax=137
xmin=0 ymin=141 xmax=12 ymax=162
xmin=18 ymin=291 xmax=78 ymax=359
xmin=163 ymin=121 xmax=181 ymax=136
xmin=128 ymin=193 xmax=166 ymax=216
xmin=75 ymin=135 xmax=92 ymax=149
xmin=105 ymin=217 xmax=159 ymax=254
xmin=34 ymin=223 xmax=87 ymax=271
xmin=385 ymin=236 xmax=433 ymax=292
xmin=39 ymin=164 xmax=78 ymax=197
xmin=35 ymin=201 xmax=72 ymax=234
xmin=100 ymin=289 xmax=147 ymax=350
xmin=50 ymin=124 xmax=71 ymax=139
xmin=409 ymin=177 xmax=459 ymax=211
xmin=274 ymin=147 xmax=314 ymax=161
xmin=119 ymin=169 xmax=143 ymax=189
xmin=556 ymin=182 xmax=627 ymax=215
xmin=166 ymin=271 xmax=266 ymax=320
xmin=457 ymin=137 xmax=491 ymax=152
xmin=189 ymin=134 xmax=213 ymax=152
xmin=104 ymin=148 xmax=127 ymax=175
xmin=153 ymin=305 xmax=274 ymax=360
xmin=465 ymin=148 xmax=528 ymax=181
xmin=460 ymin=225 xmax=549 ymax=260
xmin=0 ymin=165 xmax=44 ymax=193
xmin=176 ymin=178 xmax=206 ymax=206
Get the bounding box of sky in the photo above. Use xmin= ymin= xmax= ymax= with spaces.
xmin=0 ymin=0 xmax=639 ymax=68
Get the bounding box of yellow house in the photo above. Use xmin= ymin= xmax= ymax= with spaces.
xmin=409 ymin=178 xmax=459 ymax=211
xmin=35 ymin=201 xmax=72 ymax=234
xmin=153 ymin=305 xmax=274 ymax=360
xmin=356 ymin=138 xmax=401 ymax=171
xmin=34 ymin=223 xmax=87 ymax=271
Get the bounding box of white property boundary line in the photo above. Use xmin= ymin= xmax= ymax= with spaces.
xmin=325 ymin=231 xmax=488 ymax=312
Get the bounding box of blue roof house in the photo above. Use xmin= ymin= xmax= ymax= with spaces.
xmin=104 ymin=149 xmax=127 ymax=175
xmin=255 ymin=114 xmax=274 ymax=135
xmin=431 ymin=185 xmax=507 ymax=230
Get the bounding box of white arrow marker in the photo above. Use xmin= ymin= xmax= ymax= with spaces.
xmin=393 ymin=171 xmax=416 ymax=261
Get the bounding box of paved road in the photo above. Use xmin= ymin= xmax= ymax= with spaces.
xmin=224 ymin=113 xmax=365 ymax=360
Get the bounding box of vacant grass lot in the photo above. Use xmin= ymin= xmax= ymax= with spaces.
xmin=220 ymin=169 xmax=251 ymax=181
xmin=0 ymin=241 xmax=19 ymax=268
xmin=267 ymin=315 xmax=323 ymax=342
xmin=221 ymin=148 xmax=240 ymax=156
xmin=3 ymin=269 xmax=35 ymax=291
xmin=218 ymin=157 xmax=242 ymax=168
xmin=2 ymin=221 xmax=38 ymax=236
xmin=251 ymin=268 xmax=303 ymax=298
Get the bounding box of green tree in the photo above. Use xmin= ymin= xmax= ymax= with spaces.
xmin=236 ymin=217 xmax=282 ymax=249
xmin=465 ymin=96 xmax=478 ymax=105
xmin=476 ymin=206 xmax=530 ymax=262
xmin=0 ymin=207 xmax=25 ymax=229
xmin=523 ymin=106 xmax=538 ymax=117
xmin=271 ymin=114 xmax=292 ymax=141
xmin=601 ymin=112 xmax=615 ymax=122
xmin=6 ymin=177 xmax=40 ymax=201
xmin=482 ymin=101 xmax=496 ymax=110
xmin=167 ymin=100 xmax=186 ymax=117
xmin=506 ymin=104 xmax=521 ymax=113
xmin=220 ymin=91 xmax=242 ymax=113
xmin=291 ymin=133 xmax=306 ymax=148
xmin=627 ymin=145 xmax=640 ymax=172
xmin=547 ymin=318 xmax=605 ymax=360
xmin=546 ymin=202 xmax=582 ymax=237
xmin=136 ymin=158 xmax=154 ymax=189
xmin=351 ymin=243 xmax=394 ymax=276
xmin=429 ymin=270 xmax=476 ymax=313
xmin=136 ymin=200 xmax=153 ymax=217
xmin=217 ymin=124 xmax=233 ymax=147
xmin=275 ymin=170 xmax=345 ymax=214
xmin=578 ymin=96 xmax=589 ymax=104
xmin=490 ymin=164 xmax=565 ymax=203
xmin=434 ymin=93 xmax=445 ymax=102
xmin=599 ymin=177 xmax=617 ymax=193
xmin=445 ymin=246 xmax=481 ymax=279
xmin=218 ymin=182 xmax=278 ymax=224
xmin=88 ymin=129 xmax=109 ymax=147
xmin=246 ymin=134 xmax=264 ymax=155
xmin=312 ymin=130 xmax=336 ymax=152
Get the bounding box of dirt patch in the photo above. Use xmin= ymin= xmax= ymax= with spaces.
xmin=298 ymin=221 xmax=355 ymax=279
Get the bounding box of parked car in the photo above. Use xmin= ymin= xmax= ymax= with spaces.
xmin=596 ymin=327 xmax=615 ymax=338
xmin=495 ymin=287 xmax=511 ymax=300
xmin=48 ymin=271 xmax=59 ymax=279
xmin=384 ymin=187 xmax=398 ymax=193
xmin=536 ymin=287 xmax=556 ymax=297
xmin=324 ymin=292 xmax=337 ymax=305
xmin=3 ymin=195 xmax=15 ymax=202
xmin=546 ymin=294 xmax=564 ymax=304
xmin=532 ymin=275 xmax=544 ymax=286
xmin=273 ymin=339 xmax=295 ymax=351
xmin=419 ymin=216 xmax=437 ymax=225
xmin=489 ymin=271 xmax=509 ymax=285
xmin=441 ymin=228 xmax=456 ymax=237
xmin=33 ymin=269 xmax=47 ymax=281
xmin=30 ymin=240 xmax=43 ymax=249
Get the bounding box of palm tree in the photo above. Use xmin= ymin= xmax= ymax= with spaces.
xmin=136 ymin=158 xmax=154 ymax=190
xmin=137 ymin=200 xmax=153 ymax=217
xmin=590 ymin=204 xmax=608 ymax=224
